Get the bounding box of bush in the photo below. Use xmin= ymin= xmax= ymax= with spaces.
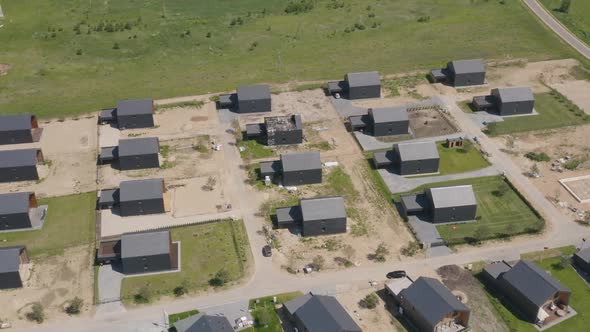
xmin=27 ymin=303 xmax=45 ymax=323
xmin=359 ymin=293 xmax=379 ymax=309
xmin=565 ymin=159 xmax=582 ymax=170
xmin=312 ymin=255 xmax=326 ymax=271
xmin=524 ymin=152 xmax=551 ymax=162
xmin=400 ymin=242 xmax=421 ymax=257
xmin=173 ymin=283 xmax=188 ymax=297
xmin=209 ymin=268 xmax=230 ymax=287
xmin=112 ymin=42 xmax=120 ymax=50
xmin=285 ymin=0 xmax=314 ymax=14
xmin=76 ymin=49 xmax=83 ymax=55
xmin=372 ymin=242 xmax=389 ymax=262
xmin=134 ymin=286 xmax=152 ymax=303
xmin=65 ymin=297 xmax=83 ymax=315
xmin=417 ymin=16 xmax=431 ymax=23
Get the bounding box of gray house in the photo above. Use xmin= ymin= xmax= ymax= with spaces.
xmin=173 ymin=313 xmax=234 ymax=332
xmin=345 ymin=71 xmax=381 ymax=99
xmin=276 ymin=197 xmax=347 ymax=237
xmin=426 ymin=185 xmax=477 ymax=223
xmin=373 ymin=141 xmax=441 ymax=175
xmin=431 ymin=59 xmax=485 ymax=87
xmin=119 ymin=178 xmax=166 ymax=217
xmin=0 ymin=192 xmax=38 ymax=230
xmin=284 ymin=293 xmax=362 ymax=332
xmin=0 ymin=114 xmax=41 ymax=145
xmin=350 ymin=107 xmax=409 ymax=137
xmin=245 ymin=114 xmax=303 ymax=146
xmin=0 ymin=246 xmax=29 ymax=290
xmin=0 ymin=148 xmax=44 ymax=183
xmin=118 ymin=137 xmax=160 ymax=170
xmin=398 ymin=277 xmax=470 ymax=332
xmin=236 ymin=84 xmax=272 ymax=113
xmin=573 ymin=247 xmax=590 ymax=274
xmin=116 ymin=99 xmax=155 ymax=129
xmin=482 ymin=260 xmax=571 ymax=323
xmin=121 ymin=230 xmax=174 ymax=275
xmin=491 ymin=87 xmax=535 ymax=116
xmin=260 ymin=152 xmax=322 ymax=186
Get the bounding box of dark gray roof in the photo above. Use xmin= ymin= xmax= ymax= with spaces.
xmin=373 ymin=150 xmax=395 ymax=166
xmin=0 ymin=246 xmax=25 ymax=274
xmin=0 ymin=192 xmax=32 ymax=215
xmin=400 ymin=277 xmax=469 ymax=328
xmin=116 ymin=99 xmax=153 ymax=116
xmin=449 ymin=59 xmax=485 ymax=74
xmin=118 ymin=137 xmax=159 ymax=157
xmin=427 ymin=185 xmax=477 ymax=208
xmin=396 ymin=141 xmax=439 ymax=161
xmin=245 ymin=123 xmax=264 ymax=137
xmin=100 ymin=146 xmax=117 ymax=160
xmin=501 ymin=260 xmax=570 ymax=307
xmin=0 ymin=149 xmax=39 ymax=168
xmin=346 ymin=71 xmax=380 ymax=88
xmin=575 ymin=247 xmax=590 ymax=264
xmin=281 ymin=152 xmax=321 ymax=173
xmin=286 ymin=294 xmax=362 ymax=332
xmin=174 ymin=313 xmax=234 ymax=332
xmin=99 ymin=189 xmax=119 ymax=205
xmin=493 ymin=87 xmax=534 ymax=103
xmin=483 ymin=261 xmax=512 ymax=280
xmin=284 ymin=293 xmax=313 ymax=315
xmin=119 ymin=178 xmax=164 ymax=202
xmin=237 ymin=84 xmax=271 ymax=101
xmin=276 ymin=206 xmax=302 ymax=224
xmin=400 ymin=194 xmax=429 ymax=212
xmin=0 ymin=114 xmax=33 ymax=131
xmin=121 ymin=230 xmax=170 ymax=259
xmin=369 ymin=107 xmax=408 ymax=124
xmin=301 ymin=197 xmax=346 ymax=221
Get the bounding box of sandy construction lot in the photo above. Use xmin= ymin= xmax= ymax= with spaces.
xmin=337 ymin=287 xmax=402 ymax=332
xmin=552 ymin=80 xmax=590 ymax=114
xmin=172 ymin=176 xmax=228 ymax=217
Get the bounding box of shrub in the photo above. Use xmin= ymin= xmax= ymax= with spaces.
xmin=559 ymin=0 xmax=572 ymax=13
xmin=285 ymin=0 xmax=314 ymax=14
xmin=134 ymin=286 xmax=152 ymax=303
xmin=65 ymin=297 xmax=83 ymax=315
xmin=173 ymin=282 xmax=189 ymax=297
xmin=206 ymin=32 xmax=211 ymax=38
xmin=112 ymin=42 xmax=120 ymax=50
xmin=565 ymin=159 xmax=582 ymax=170
xmin=372 ymin=242 xmax=389 ymax=262
xmin=417 ymin=16 xmax=431 ymax=23
xmin=400 ymin=242 xmax=421 ymax=257
xmin=209 ymin=268 xmax=230 ymax=287
xmin=312 ymin=255 xmax=326 ymax=271
xmin=27 ymin=303 xmax=45 ymax=323
xmin=76 ymin=49 xmax=83 ymax=55
xmin=359 ymin=293 xmax=379 ymax=309
xmin=524 ymin=152 xmax=551 ymax=162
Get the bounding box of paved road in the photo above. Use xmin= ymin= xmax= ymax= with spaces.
xmin=523 ymin=0 xmax=590 ymax=59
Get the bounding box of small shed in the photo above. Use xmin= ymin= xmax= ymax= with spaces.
xmin=368 ymin=107 xmax=409 ymax=136
xmin=491 ymin=87 xmax=535 ymax=116
xmin=265 ymin=114 xmax=303 ymax=145
xmin=121 ymin=230 xmax=173 ymax=274
xmin=116 ymin=99 xmax=155 ymax=129
xmin=447 ymin=59 xmax=486 ymax=87
xmin=372 ymin=149 xmax=396 ymax=168
xmin=573 ymin=247 xmax=590 ymax=274
xmin=0 ymin=148 xmax=44 ymax=183
xmin=300 ymin=197 xmax=347 ymax=236
xmin=236 ymin=84 xmax=272 ymax=113
xmin=426 ymin=185 xmax=477 ymax=223
xmin=399 ymin=193 xmax=429 ymax=218
xmin=118 ymin=137 xmax=160 ymax=170
xmin=281 ymin=152 xmax=322 ymax=186
xmin=275 ymin=205 xmax=302 ymax=229
xmin=345 ymin=71 xmax=381 ymax=99
xmin=0 ymin=246 xmax=29 ymax=290
xmin=395 ymin=141 xmax=440 ymax=176
xmin=0 ymin=192 xmax=37 ymax=230
xmin=98 ymin=188 xmax=120 ymax=210
xmin=119 ymin=178 xmax=166 ymax=217
xmin=0 ymin=114 xmax=40 ymax=145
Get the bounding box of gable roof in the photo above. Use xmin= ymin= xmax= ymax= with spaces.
xmin=449 ymin=59 xmax=485 ymax=74
xmin=237 ymin=84 xmax=271 ymax=101
xmin=286 ymin=294 xmax=362 ymax=332
xmin=119 ymin=178 xmax=164 ymax=202
xmin=346 ymin=71 xmax=380 ymax=88
xmin=427 ymin=185 xmax=477 ymax=208
xmin=493 ymin=87 xmax=534 ymax=103
xmin=500 ymin=260 xmax=570 ymax=307
xmin=0 ymin=246 xmax=25 ymax=274
xmin=0 ymin=192 xmax=32 ymax=215
xmin=575 ymin=247 xmax=590 ymax=264
xmin=118 ymin=137 xmax=159 ymax=157
xmin=369 ymin=107 xmax=408 ymax=124
xmin=300 ymin=197 xmax=346 ymax=221
xmin=400 ymin=277 xmax=469 ymax=328
xmin=0 ymin=149 xmax=39 ymax=168
xmin=173 ymin=313 xmax=234 ymax=332
xmin=116 ymin=99 xmax=153 ymax=116
xmin=281 ymin=152 xmax=321 ymax=172
xmin=0 ymin=114 xmax=33 ymax=131
xmin=121 ymin=230 xmax=170 ymax=259
xmin=396 ymin=141 xmax=439 ymax=161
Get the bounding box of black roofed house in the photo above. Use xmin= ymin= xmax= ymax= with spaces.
xmin=173 ymin=313 xmax=234 ymax=332
xmin=396 ymin=141 xmax=440 ymax=176
xmin=398 ymin=277 xmax=470 ymax=332
xmin=283 ymin=293 xmax=362 ymax=332
xmin=426 ymin=185 xmax=477 ymax=223
xmin=573 ymin=247 xmax=590 ymax=274
xmin=121 ymin=230 xmax=175 ymax=274
xmin=345 ymin=71 xmax=381 ymax=99
xmin=491 ymin=87 xmax=535 ymax=116
xmin=0 ymin=114 xmax=41 ymax=145
xmin=275 ymin=196 xmax=347 ymax=237
xmin=0 ymin=148 xmax=44 ymax=183
xmin=118 ymin=137 xmax=160 ymax=170
xmin=116 ymin=99 xmax=155 ymax=129
xmin=0 ymin=192 xmax=42 ymax=231
xmin=119 ymin=178 xmax=166 ymax=217
xmin=0 ymin=246 xmax=29 ymax=290
xmin=236 ymin=84 xmax=272 ymax=113
xmin=431 ymin=59 xmax=485 ymax=87
xmin=259 ymin=151 xmax=322 ymax=186
xmin=245 ymin=114 xmax=303 ymax=146
xmin=350 ymin=107 xmax=409 ymax=137
xmin=482 ymin=260 xmax=571 ymax=324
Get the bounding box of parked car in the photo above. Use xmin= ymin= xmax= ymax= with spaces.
xmin=262 ymin=245 xmax=272 ymax=257
xmin=386 ymin=270 xmax=406 ymax=279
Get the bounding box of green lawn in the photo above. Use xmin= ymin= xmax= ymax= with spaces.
xmin=245 ymin=292 xmax=302 ymax=332
xmin=486 ymin=91 xmax=590 ymax=136
xmin=540 ymin=0 xmax=590 ymax=47
xmin=436 ymin=141 xmax=490 ymax=175
xmin=0 ymin=192 xmax=96 ymax=257
xmin=0 ymin=0 xmax=582 ymax=118
xmin=393 ymin=176 xmax=543 ymax=245
xmin=239 ymin=140 xmax=276 ymax=160
xmin=120 ymin=220 xmax=251 ymax=303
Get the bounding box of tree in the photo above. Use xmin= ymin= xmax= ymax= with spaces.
xmin=65 ymin=297 xmax=83 ymax=315
xmin=373 ymin=242 xmax=390 ymax=262
xmin=112 ymin=42 xmax=120 ymax=50
xmin=27 ymin=303 xmax=45 ymax=323
xmin=209 ymin=268 xmax=230 ymax=287
xmin=559 ymin=0 xmax=572 ymax=13
xmin=359 ymin=293 xmax=379 ymax=309
xmin=312 ymin=255 xmax=326 ymax=271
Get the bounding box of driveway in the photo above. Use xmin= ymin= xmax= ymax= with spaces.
xmin=98 ymin=264 xmax=124 ymax=303
xmin=355 ymin=131 xmax=466 ymax=151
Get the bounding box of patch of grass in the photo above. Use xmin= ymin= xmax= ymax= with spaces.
xmin=524 ymin=151 xmax=551 ymax=162
xmin=564 ymin=159 xmax=582 ymax=170
xmin=169 ymin=309 xmax=200 ymax=328
xmin=458 ymin=101 xmax=475 ymax=113
xmin=121 ymin=220 xmax=251 ymax=304
xmin=485 ymin=91 xmax=590 ymax=136
xmin=247 ymin=292 xmax=302 ymax=332
xmin=0 ymin=0 xmax=582 ymax=118
xmin=437 ymin=141 xmax=490 ymax=175
xmin=259 ymin=194 xmax=300 ymax=223
xmin=318 ymin=166 xmax=359 ymax=201
xmin=246 ymin=163 xmax=267 ymax=190
xmin=383 ymin=74 xmax=427 ymax=97
xmin=239 ymin=140 xmax=276 ymax=160
xmin=294 ymin=82 xmax=324 ymax=92
xmin=307 ymin=141 xmax=333 ymax=151
xmin=156 ymin=100 xmax=204 ymax=110
xmin=0 ymin=192 xmax=96 ymax=257
xmin=540 ymin=0 xmax=590 ymax=47
xmin=159 ymin=144 xmax=172 ymax=158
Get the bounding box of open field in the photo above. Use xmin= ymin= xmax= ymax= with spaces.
xmin=0 ymin=0 xmax=582 ymax=118
xmin=245 ymin=292 xmax=302 ymax=332
xmin=540 ymin=0 xmax=590 ymax=46
xmin=120 ymin=220 xmax=251 ymax=304
xmin=437 ymin=140 xmax=490 ymax=175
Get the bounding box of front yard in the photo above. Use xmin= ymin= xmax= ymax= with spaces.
xmin=436 ymin=140 xmax=490 ymax=176
xmin=245 ymin=292 xmax=302 ymax=332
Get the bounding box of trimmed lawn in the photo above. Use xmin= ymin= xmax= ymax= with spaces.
xmin=120 ymin=220 xmax=251 ymax=303
xmin=0 ymin=0 xmax=581 ymax=118
xmin=540 ymin=0 xmax=590 ymax=47
xmin=486 ymin=91 xmax=590 ymax=136
xmin=245 ymin=292 xmax=302 ymax=332
xmin=436 ymin=141 xmax=490 ymax=175
xmin=0 ymin=192 xmax=96 ymax=257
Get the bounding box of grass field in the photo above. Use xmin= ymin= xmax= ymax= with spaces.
xmin=0 ymin=0 xmax=581 ymax=118
xmin=436 ymin=141 xmax=490 ymax=175
xmin=0 ymin=192 xmax=96 ymax=257
xmin=239 ymin=139 xmax=276 ymax=160
xmin=120 ymin=220 xmax=251 ymax=303
xmin=540 ymin=0 xmax=590 ymax=47
xmin=486 ymin=91 xmax=590 ymax=136
xmin=245 ymin=292 xmax=302 ymax=332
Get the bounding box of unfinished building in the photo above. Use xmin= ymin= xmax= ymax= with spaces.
xmin=472 ymin=87 xmax=535 ymax=115
xmin=259 ymin=151 xmax=322 ymax=186
xmin=246 ymin=114 xmax=303 ymax=146
xmin=0 ymin=246 xmax=29 ymax=290
xmin=0 ymin=148 xmax=44 ymax=183
xmin=349 ymin=106 xmax=409 ymax=137
xmin=275 ymin=196 xmax=347 ymax=237
xmin=0 ymin=114 xmax=42 ymax=145
xmin=430 ymin=59 xmax=486 ymax=87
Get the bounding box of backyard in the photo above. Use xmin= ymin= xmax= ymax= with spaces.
xmin=485 ymin=91 xmax=590 ymax=136
xmin=540 ymin=0 xmax=590 ymax=47
xmin=436 ymin=140 xmax=490 ymax=175
xmin=0 ymin=192 xmax=96 ymax=257
xmin=120 ymin=220 xmax=251 ymax=304
xmin=0 ymin=0 xmax=581 ymax=118
xmin=245 ymin=292 xmax=302 ymax=332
